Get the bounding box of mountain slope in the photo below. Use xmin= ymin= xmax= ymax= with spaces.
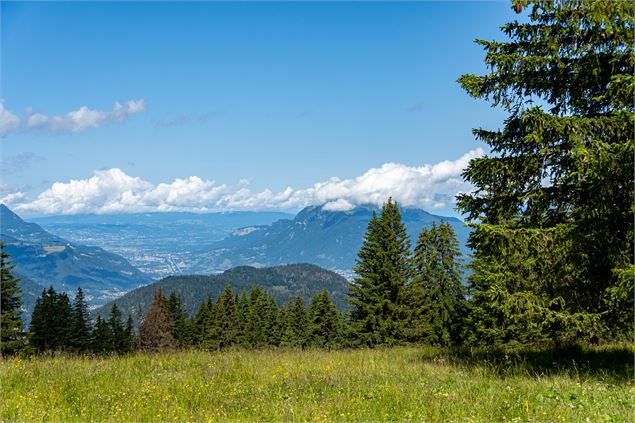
xmin=13 ymin=272 xmax=44 ymax=325
xmin=95 ymin=263 xmax=349 ymax=322
xmin=199 ymin=204 xmax=471 ymax=271
xmin=0 ymin=204 xmax=153 ymax=311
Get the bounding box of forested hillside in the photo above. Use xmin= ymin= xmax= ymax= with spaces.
xmin=95 ymin=263 xmax=349 ymax=323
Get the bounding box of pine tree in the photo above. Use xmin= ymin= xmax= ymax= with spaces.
xmin=124 ymin=314 xmax=135 ymax=352
xmin=108 ymin=304 xmax=127 ymax=353
xmin=348 ymin=199 xmax=411 ymax=345
xmin=53 ymin=292 xmax=74 ymax=350
xmin=308 ymin=290 xmax=340 ymax=349
xmin=139 ymin=289 xmax=175 ymax=352
xmin=30 ymin=287 xmax=73 ymax=351
xmin=167 ymin=292 xmax=194 ymax=349
xmin=193 ymin=297 xmax=214 ymax=348
xmin=246 ymin=286 xmax=268 ymax=348
xmin=91 ymin=316 xmax=112 ymax=353
xmin=214 ymin=285 xmax=238 ymax=348
xmin=0 ymin=244 xmax=25 ymax=355
xmin=406 ymin=221 xmax=464 ymax=346
xmin=69 ymin=287 xmax=92 ymax=353
xmin=264 ymin=296 xmax=282 ymax=346
xmin=457 ymin=0 xmax=634 ymax=345
xmin=30 ymin=288 xmax=55 ymax=351
xmin=235 ymin=290 xmax=250 ymax=346
xmin=281 ymin=296 xmax=308 ymax=348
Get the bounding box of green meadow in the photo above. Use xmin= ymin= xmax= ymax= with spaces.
xmin=2 ymin=344 xmax=632 ymax=422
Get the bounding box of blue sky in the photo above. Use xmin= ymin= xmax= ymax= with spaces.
xmin=0 ymin=1 xmax=515 ymax=216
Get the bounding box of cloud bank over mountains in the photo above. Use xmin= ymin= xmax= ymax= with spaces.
xmin=0 ymin=99 xmax=145 ymax=137
xmin=3 ymin=149 xmax=483 ymax=215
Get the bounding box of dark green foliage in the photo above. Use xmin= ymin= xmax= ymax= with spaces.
xmin=94 ymin=264 xmax=350 ymax=324
xmin=235 ymin=290 xmax=249 ymax=344
xmin=193 ymin=297 xmax=214 ymax=348
xmin=214 ymin=286 xmax=238 ymax=348
xmin=70 ymin=287 xmax=92 ymax=352
xmin=29 ymin=287 xmax=73 ymax=352
xmin=53 ymin=292 xmax=73 ymax=349
xmin=109 ymin=304 xmax=131 ymax=353
xmin=91 ymin=316 xmax=113 ymax=353
xmin=264 ymin=296 xmax=282 ymax=346
xmin=457 ymin=0 xmax=634 ymax=345
xmin=404 ymin=221 xmax=464 ymax=346
xmin=348 ymin=199 xmax=411 ymax=345
xmin=281 ymin=296 xmax=308 ymax=348
xmin=139 ymin=289 xmax=175 ymax=352
xmin=246 ymin=286 xmax=268 ymax=348
xmin=167 ymin=292 xmax=194 ymax=349
xmin=124 ymin=314 xmax=135 ymax=352
xmin=0 ymin=243 xmax=26 ymax=355
xmin=308 ymin=290 xmax=341 ymax=349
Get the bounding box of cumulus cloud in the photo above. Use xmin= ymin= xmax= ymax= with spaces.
xmin=11 ymin=149 xmax=484 ymax=215
xmin=0 ymin=191 xmax=26 ymax=205
xmin=27 ymin=99 xmax=145 ymax=133
xmin=0 ymin=101 xmax=21 ymax=137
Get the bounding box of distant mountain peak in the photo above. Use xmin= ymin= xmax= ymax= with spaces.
xmin=1 ymin=203 xmax=24 ymax=223
xmin=206 ymin=204 xmax=470 ymax=271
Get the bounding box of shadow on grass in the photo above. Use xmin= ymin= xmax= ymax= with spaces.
xmin=418 ymin=342 xmax=634 ymax=383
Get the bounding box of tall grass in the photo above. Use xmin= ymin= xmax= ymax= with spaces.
xmin=1 ymin=345 xmax=633 ymax=422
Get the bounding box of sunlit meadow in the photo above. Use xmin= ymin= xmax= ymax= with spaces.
xmin=2 ymin=345 xmax=632 ymax=422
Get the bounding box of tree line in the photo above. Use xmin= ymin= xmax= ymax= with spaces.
xmin=1 ymin=200 xmax=465 ymax=354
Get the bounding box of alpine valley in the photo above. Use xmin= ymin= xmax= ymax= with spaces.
xmin=2 ymin=203 xmax=470 ymax=318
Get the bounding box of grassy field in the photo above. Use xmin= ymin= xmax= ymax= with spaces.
xmin=1 ymin=344 xmax=633 ymax=422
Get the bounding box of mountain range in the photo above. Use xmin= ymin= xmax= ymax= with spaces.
xmin=2 ymin=203 xmax=470 ymax=322
xmin=31 ymin=210 xmax=294 ymax=278
xmin=199 ymin=204 xmax=471 ymax=273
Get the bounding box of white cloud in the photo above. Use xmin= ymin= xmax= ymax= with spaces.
xmin=0 ymin=191 xmax=26 ymax=205
xmin=11 ymin=149 xmax=484 ymax=215
xmin=0 ymin=101 xmax=21 ymax=138
xmin=323 ymin=199 xmax=355 ymax=212
xmin=26 ymin=99 xmax=145 ymax=133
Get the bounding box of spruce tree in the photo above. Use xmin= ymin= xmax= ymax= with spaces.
xmin=246 ymin=286 xmax=268 ymax=348
xmin=406 ymin=221 xmax=464 ymax=346
xmin=139 ymin=289 xmax=175 ymax=352
xmin=193 ymin=297 xmax=215 ymax=348
xmin=53 ymin=292 xmax=74 ymax=350
xmin=214 ymin=285 xmax=238 ymax=348
xmin=167 ymin=292 xmax=194 ymax=348
xmin=281 ymin=296 xmax=308 ymax=348
xmin=108 ymin=304 xmax=127 ymax=353
xmin=0 ymin=244 xmax=25 ymax=355
xmin=30 ymin=287 xmax=73 ymax=351
xmin=30 ymin=288 xmax=55 ymax=351
xmin=91 ymin=316 xmax=112 ymax=353
xmin=235 ymin=290 xmax=250 ymax=346
xmin=70 ymin=287 xmax=92 ymax=353
xmin=348 ymin=199 xmax=411 ymax=345
xmin=457 ymin=0 xmax=634 ymax=345
xmin=308 ymin=290 xmax=340 ymax=349
xmin=124 ymin=314 xmax=135 ymax=352
xmin=264 ymin=296 xmax=282 ymax=346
